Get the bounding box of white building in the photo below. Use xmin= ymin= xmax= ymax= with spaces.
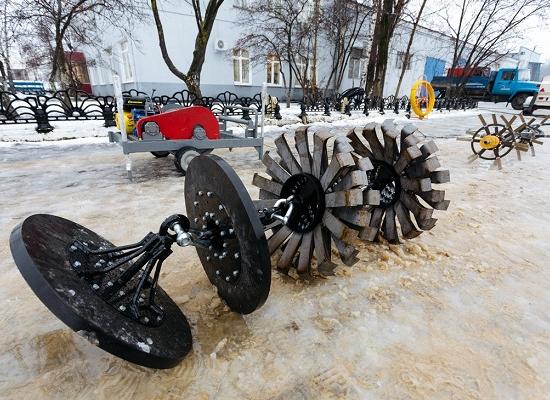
xmin=499 ymin=46 xmax=542 ymax=81
xmin=86 ymin=1 xmax=540 ymax=99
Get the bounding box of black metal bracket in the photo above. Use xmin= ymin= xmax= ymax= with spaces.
xmin=68 ymin=214 xmax=197 ymax=326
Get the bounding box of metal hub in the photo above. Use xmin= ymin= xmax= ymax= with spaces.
xmin=189 ymin=190 xmax=241 ymax=283
xmin=471 ymin=123 xmax=515 ymax=160
xmin=367 ymin=160 xmax=401 ymax=208
xmin=280 ymin=173 xmax=325 ymax=233
xmin=479 ymin=135 xmax=500 ymax=150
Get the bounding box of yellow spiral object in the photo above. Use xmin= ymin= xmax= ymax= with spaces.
xmin=410 ymin=80 xmax=435 ymax=119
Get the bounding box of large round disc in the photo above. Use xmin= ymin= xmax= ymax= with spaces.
xmin=185 ymin=154 xmax=270 ymax=314
xmin=9 ymin=214 xmax=192 ymax=369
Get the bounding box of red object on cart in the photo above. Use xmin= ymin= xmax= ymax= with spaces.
xmin=136 ymin=106 xmax=220 ymax=140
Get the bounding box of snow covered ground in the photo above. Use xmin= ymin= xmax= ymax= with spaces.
xmin=0 ymin=106 xmax=549 ymax=399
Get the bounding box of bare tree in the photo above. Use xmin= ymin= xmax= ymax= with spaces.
xmin=0 ymin=0 xmax=17 ymax=91
xmin=235 ymin=0 xmax=313 ymax=106
xmin=393 ymin=0 xmax=427 ymax=97
xmin=322 ymin=0 xmax=370 ymax=93
xmin=15 ymin=0 xmax=142 ymax=90
xmin=365 ymin=0 xmax=409 ymax=97
xmin=151 ymin=0 xmax=224 ymax=98
xmin=439 ymin=0 xmax=549 ymax=96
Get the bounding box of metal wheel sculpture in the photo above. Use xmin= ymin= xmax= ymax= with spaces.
xmin=347 ymin=120 xmax=450 ymax=243
xmin=469 ymin=115 xmax=516 ymax=167
xmin=461 ymin=114 xmax=550 ymax=168
xmin=9 ymin=155 xmax=272 ymax=369
xmin=253 ymin=127 xmax=380 ymax=273
xmin=513 ymin=114 xmax=549 ymax=157
xmin=10 ymin=214 xmax=193 ymax=369
xmin=8 ymin=126 xmax=452 ymax=369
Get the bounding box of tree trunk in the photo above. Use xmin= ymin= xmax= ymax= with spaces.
xmin=151 ymin=0 xmax=222 ymax=99
xmin=394 ymin=0 xmax=426 ymax=97
xmin=3 ymin=57 xmax=14 ymax=92
xmin=286 ymin=34 xmax=292 ymax=108
xmin=372 ymin=0 xmax=394 ymax=97
xmin=365 ymin=0 xmax=382 ymax=96
xmin=0 ymin=59 xmax=9 ymax=106
xmin=311 ymin=0 xmax=320 ymax=96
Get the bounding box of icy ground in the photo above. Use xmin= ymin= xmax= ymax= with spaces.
xmin=0 ymin=106 xmax=550 ymax=399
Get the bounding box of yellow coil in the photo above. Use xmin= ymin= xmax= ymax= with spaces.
xmin=410 ymin=80 xmax=435 ymax=119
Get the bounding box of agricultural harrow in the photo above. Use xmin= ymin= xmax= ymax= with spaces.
xmin=461 ymin=114 xmax=550 ymax=169
xmin=9 ymin=120 xmax=449 ymax=369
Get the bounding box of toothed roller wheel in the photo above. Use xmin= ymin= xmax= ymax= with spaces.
xmin=348 ymin=120 xmax=450 ymax=244
xmin=185 ymin=154 xmax=271 ymax=314
xmin=9 ymin=214 xmax=192 ymax=369
xmin=253 ymin=126 xmax=370 ymax=273
xmin=470 ymin=121 xmax=515 ymax=160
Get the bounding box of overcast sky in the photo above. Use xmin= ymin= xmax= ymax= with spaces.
xmin=526 ymin=20 xmax=550 ymax=62
xmin=411 ymin=0 xmax=550 ymax=63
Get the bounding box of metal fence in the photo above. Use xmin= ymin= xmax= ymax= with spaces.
xmin=299 ymin=91 xmax=478 ymax=119
xmin=0 ymin=87 xmax=478 ymax=133
xmin=0 ymin=88 xmax=272 ymax=133
xmin=0 ymin=89 xmax=116 ymax=133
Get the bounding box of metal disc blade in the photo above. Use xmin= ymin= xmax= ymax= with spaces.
xmin=9 ymin=214 xmax=192 ymax=369
xmin=185 ymin=154 xmax=271 ymax=315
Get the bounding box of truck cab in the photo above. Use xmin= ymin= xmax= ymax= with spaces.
xmin=490 ymin=68 xmax=540 ymax=109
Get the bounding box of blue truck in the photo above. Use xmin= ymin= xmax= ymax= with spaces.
xmin=431 ymin=67 xmax=540 ymax=110
xmin=12 ymin=80 xmax=46 ymax=94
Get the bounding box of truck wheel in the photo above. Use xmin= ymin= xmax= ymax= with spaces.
xmin=511 ymin=94 xmax=528 ymax=110
xmin=151 ymin=151 xmax=169 ymax=158
xmin=174 ymin=148 xmax=201 ymax=175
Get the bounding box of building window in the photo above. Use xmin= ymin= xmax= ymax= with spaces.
xmin=120 ymin=40 xmax=133 ymax=81
xmin=266 ymin=55 xmax=281 ymax=86
xmin=348 ymin=58 xmax=363 ymax=79
xmin=396 ymin=51 xmax=412 ymax=70
xmin=233 ymin=49 xmax=251 ymax=84
xmin=348 ymin=48 xmax=365 ymax=80
xmin=234 ymin=0 xmax=248 ymax=7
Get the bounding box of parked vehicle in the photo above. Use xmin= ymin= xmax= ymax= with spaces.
xmin=431 ymin=67 xmax=540 ymax=110
xmin=523 ymin=75 xmax=550 ymax=115
xmin=12 ymin=80 xmax=45 ymax=94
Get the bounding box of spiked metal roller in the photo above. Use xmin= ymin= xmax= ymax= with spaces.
xmin=346 ymin=120 xmax=450 ymax=243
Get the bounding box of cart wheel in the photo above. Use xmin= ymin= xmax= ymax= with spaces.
xmin=151 ymin=151 xmax=170 ymax=158
xmin=174 ymin=148 xmax=201 ymax=175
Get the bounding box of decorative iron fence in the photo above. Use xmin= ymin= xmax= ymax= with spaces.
xmin=0 ymin=89 xmax=116 ymax=133
xmin=299 ymin=91 xmax=478 ymax=119
xmin=0 ymin=89 xmax=272 ymax=133
xmin=0 ymin=87 xmax=478 ymax=133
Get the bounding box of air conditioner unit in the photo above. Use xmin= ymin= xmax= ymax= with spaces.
xmin=214 ymin=38 xmax=226 ymax=52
